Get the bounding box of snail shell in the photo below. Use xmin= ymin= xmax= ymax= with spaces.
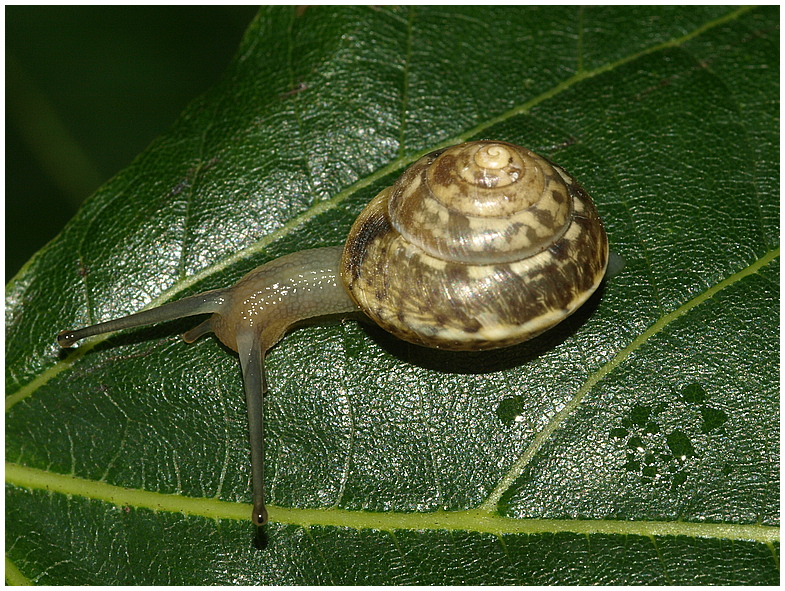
xmin=342 ymin=141 xmax=608 ymax=350
xmin=57 ymin=140 xmax=611 ymax=528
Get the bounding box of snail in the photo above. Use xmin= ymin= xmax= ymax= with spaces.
xmin=58 ymin=140 xmax=615 ymax=528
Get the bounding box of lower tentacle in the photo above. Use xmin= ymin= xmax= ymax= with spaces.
xmin=236 ymin=329 xmax=268 ymax=526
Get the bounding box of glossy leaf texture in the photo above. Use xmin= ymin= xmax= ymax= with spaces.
xmin=5 ymin=6 xmax=779 ymax=585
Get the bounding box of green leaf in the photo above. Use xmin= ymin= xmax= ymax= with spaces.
xmin=6 ymin=6 xmax=779 ymax=585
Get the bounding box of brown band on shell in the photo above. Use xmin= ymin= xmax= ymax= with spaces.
xmin=340 ymin=188 xmax=394 ymax=287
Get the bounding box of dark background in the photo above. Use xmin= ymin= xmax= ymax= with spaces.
xmin=6 ymin=6 xmax=259 ymax=278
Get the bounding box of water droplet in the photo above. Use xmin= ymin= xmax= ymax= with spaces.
xmin=666 ymin=430 xmax=695 ymax=461
xmin=644 ymin=422 xmax=660 ymax=435
xmin=700 ymin=406 xmax=728 ymax=433
xmin=671 ymin=471 xmax=688 ymax=489
xmin=627 ymin=436 xmax=645 ymax=452
xmin=495 ymin=395 xmax=525 ymax=426
xmin=681 ymin=383 xmax=708 ymax=404
xmin=630 ymin=405 xmax=652 ymax=426
xmin=624 ymin=459 xmax=640 ymax=472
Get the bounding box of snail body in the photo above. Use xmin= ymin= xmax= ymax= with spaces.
xmin=58 ymin=141 xmax=611 ymax=528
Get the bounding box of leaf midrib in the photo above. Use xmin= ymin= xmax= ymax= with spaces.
xmin=5 ymin=462 xmax=779 ymax=544
xmin=6 ymin=247 xmax=779 ymax=531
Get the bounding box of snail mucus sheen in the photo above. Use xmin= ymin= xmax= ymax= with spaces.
xmin=57 ymin=141 xmax=609 ymax=528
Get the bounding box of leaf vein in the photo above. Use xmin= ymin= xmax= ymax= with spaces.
xmin=478 ymin=247 xmax=780 ymax=512
xmin=6 ymin=461 xmax=779 ymax=543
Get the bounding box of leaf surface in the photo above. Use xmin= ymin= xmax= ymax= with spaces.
xmin=5 ymin=6 xmax=779 ymax=585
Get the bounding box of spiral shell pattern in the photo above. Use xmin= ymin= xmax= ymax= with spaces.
xmin=341 ymin=141 xmax=608 ymax=351
xmin=388 ymin=141 xmax=572 ymax=264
